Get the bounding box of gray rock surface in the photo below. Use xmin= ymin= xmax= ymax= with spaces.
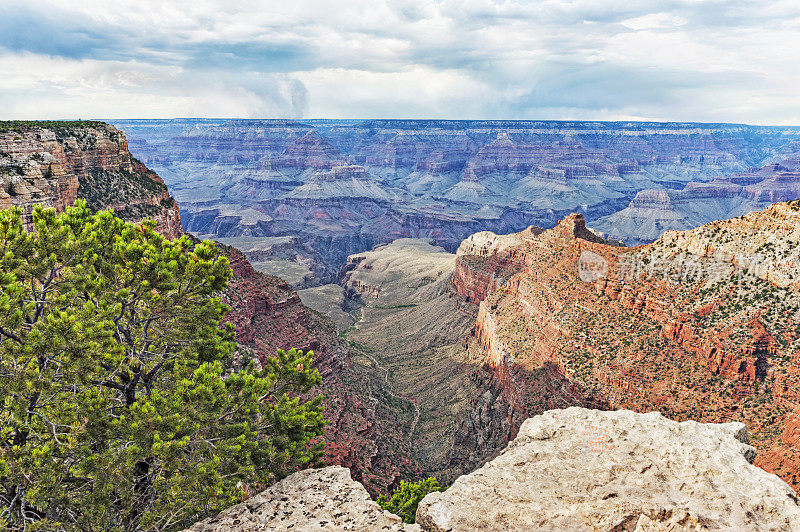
xmin=185 ymin=466 xmax=419 ymax=532
xmin=416 ymin=407 xmax=800 ymax=531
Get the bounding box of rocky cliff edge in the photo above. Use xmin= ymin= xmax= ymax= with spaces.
xmin=0 ymin=121 xmax=181 ymax=238
xmin=186 ymin=408 xmax=800 ymax=531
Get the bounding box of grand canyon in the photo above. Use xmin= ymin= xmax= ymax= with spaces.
xmin=8 ymin=0 xmax=800 ymax=528
xmin=74 ymin=120 xmax=800 ymax=487
xmin=3 ymin=120 xmax=800 ymax=529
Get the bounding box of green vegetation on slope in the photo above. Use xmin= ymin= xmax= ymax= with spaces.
xmin=78 ymin=166 xmax=170 ymax=214
xmin=0 ymin=202 xmax=325 ymax=531
xmin=378 ymin=477 xmax=443 ymax=524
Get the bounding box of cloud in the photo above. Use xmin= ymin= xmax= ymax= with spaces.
xmin=0 ymin=0 xmax=799 ymax=123
xmin=0 ymin=52 xmax=308 ymax=119
xmin=621 ymin=13 xmax=688 ymax=30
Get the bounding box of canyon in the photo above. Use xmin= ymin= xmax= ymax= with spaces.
xmin=114 ymin=119 xmax=800 ymax=281
xmin=217 ymin=242 xmax=420 ymax=493
xmin=4 ymin=120 xmax=800 ymax=526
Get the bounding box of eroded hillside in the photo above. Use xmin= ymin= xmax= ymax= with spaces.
xmin=217 ymin=242 xmax=422 ymax=493
xmin=335 ymin=239 xmax=481 ymax=482
xmin=456 ymin=201 xmax=800 ymax=491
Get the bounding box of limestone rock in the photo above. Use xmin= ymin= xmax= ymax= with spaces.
xmin=416 ymin=407 xmax=800 ymax=531
xmin=186 ymin=466 xmax=419 ymax=532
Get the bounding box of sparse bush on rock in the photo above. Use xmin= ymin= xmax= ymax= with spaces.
xmin=378 ymin=477 xmax=443 ymax=524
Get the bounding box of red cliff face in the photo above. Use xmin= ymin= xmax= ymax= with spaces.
xmin=218 ymin=243 xmax=419 ymax=494
xmin=453 ymin=256 xmax=507 ymax=304
xmin=0 ymin=122 xmax=181 ymax=239
xmin=453 ymin=225 xmax=545 ymax=304
xmin=457 ymin=203 xmax=800 ymax=493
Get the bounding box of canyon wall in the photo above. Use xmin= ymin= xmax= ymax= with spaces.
xmin=0 ymin=121 xmax=181 ymax=238
xmin=219 ymin=242 xmax=420 ymax=493
xmin=456 ymin=202 xmax=800 ymax=492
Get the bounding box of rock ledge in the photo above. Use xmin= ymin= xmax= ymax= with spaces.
xmin=417 ymin=407 xmax=800 ymax=531
xmin=186 ymin=466 xmax=418 ymax=531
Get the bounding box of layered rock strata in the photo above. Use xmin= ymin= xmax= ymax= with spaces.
xmin=455 ymin=202 xmax=800 ymax=492
xmin=116 ymin=118 xmax=800 ymax=278
xmin=0 ymin=121 xmax=181 ymax=238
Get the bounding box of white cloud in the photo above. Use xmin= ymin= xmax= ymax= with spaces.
xmin=1 ymin=0 xmax=800 ymax=123
xmin=295 ymin=66 xmax=492 ymax=118
xmin=0 ymin=52 xmax=306 ymax=119
xmin=621 ymin=13 xmax=689 ymax=30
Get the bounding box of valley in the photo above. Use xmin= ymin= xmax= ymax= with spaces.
xmin=106 ymin=118 xmax=800 ymax=491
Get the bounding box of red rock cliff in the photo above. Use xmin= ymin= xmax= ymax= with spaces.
xmin=218 ymin=243 xmax=419 ymax=494
xmin=457 ymin=204 xmax=800 ymax=492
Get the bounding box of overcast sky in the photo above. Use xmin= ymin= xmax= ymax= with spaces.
xmin=1 ymin=0 xmax=799 ymax=123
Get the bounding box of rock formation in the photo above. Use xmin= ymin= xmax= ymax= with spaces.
xmin=417 ymin=408 xmax=800 ymax=531
xmin=0 ymin=121 xmax=181 ymax=238
xmin=593 ymin=158 xmax=800 ymax=245
xmin=186 ymin=466 xmax=419 ymax=532
xmin=455 ymin=201 xmax=800 ymax=492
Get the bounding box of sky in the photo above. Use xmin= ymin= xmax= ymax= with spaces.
xmin=1 ymin=0 xmax=800 ymax=124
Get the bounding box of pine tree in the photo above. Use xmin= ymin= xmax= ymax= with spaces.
xmin=0 ymin=201 xmax=326 ymax=531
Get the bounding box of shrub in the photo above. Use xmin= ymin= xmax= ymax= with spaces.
xmin=378 ymin=477 xmax=443 ymax=524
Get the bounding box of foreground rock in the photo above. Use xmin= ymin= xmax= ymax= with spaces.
xmin=187 ymin=466 xmax=419 ymax=532
xmin=417 ymin=407 xmax=800 ymax=531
